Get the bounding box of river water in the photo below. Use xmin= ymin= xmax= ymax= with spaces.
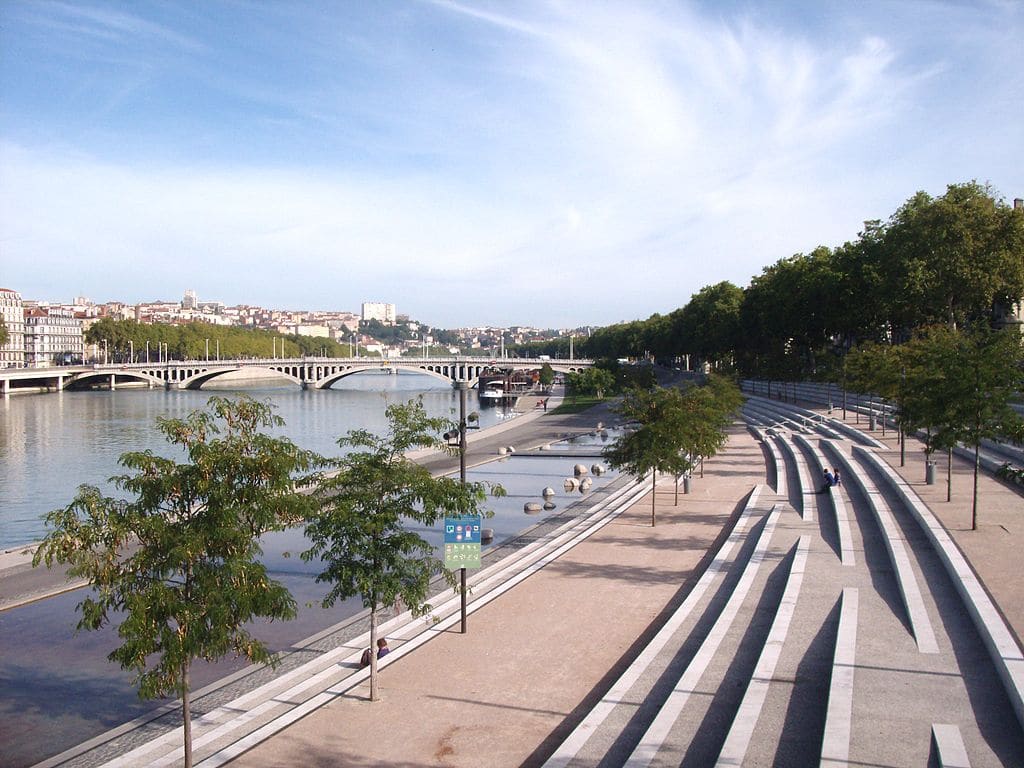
xmin=0 ymin=371 xmax=520 ymax=550
xmin=0 ymin=372 xmax=620 ymax=767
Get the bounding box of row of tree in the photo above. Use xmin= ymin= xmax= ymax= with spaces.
xmin=34 ymin=397 xmax=499 ymax=767
xmin=575 ymin=182 xmax=1024 ymax=379
xmin=85 ymin=318 xmax=354 ymax=361
xmin=845 ymin=324 xmax=1024 ymax=528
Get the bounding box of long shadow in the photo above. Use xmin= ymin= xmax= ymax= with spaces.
xmin=793 ymin=438 xmax=842 ymax=563
xmin=836 ymin=453 xmax=914 ymax=637
xmin=522 ymin=490 xmax=757 ymax=767
xmin=773 ymin=597 xmax=839 ymax=767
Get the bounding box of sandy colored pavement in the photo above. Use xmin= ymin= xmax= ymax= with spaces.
xmin=232 ymin=425 xmax=767 ymax=768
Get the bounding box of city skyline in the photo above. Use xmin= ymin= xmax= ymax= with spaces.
xmin=1 ymin=1 xmax=1022 ymax=328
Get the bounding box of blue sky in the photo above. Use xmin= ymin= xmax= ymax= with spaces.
xmin=1 ymin=1 xmax=1021 ymax=329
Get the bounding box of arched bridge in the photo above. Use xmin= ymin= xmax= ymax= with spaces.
xmin=1 ymin=357 xmax=594 ymax=393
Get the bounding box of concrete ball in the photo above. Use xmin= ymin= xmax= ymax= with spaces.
xmin=563 ymin=478 xmax=579 ymax=492
xmin=591 ymin=464 xmax=605 ymax=476
xmin=579 ymin=477 xmax=593 ymax=491
xmin=481 ymin=528 xmax=494 ymax=544
xmin=543 ymin=501 xmax=556 ymax=510
xmin=524 ymin=502 xmax=542 ymax=514
xmin=542 ymin=487 xmax=555 ymax=497
xmin=573 ymin=463 xmax=589 ymax=476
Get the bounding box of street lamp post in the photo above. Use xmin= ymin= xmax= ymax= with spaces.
xmin=205 ymin=338 xmax=209 ymax=362
xmin=216 ymin=339 xmax=220 ymax=361
xmin=458 ymin=382 xmax=468 ymax=633
xmin=102 ymin=339 xmax=108 ymax=364
xmin=145 ymin=340 xmax=150 ymax=364
xmin=128 ymin=340 xmax=134 ymax=364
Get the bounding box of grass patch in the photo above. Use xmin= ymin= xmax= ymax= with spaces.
xmin=548 ymin=396 xmax=605 ymax=415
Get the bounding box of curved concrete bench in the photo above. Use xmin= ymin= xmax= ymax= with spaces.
xmin=773 ymin=431 xmax=816 ymax=522
xmin=824 ymin=442 xmax=938 ymax=654
xmin=821 ymin=587 xmax=858 ymax=768
xmin=794 ymin=434 xmax=856 ymax=567
xmin=853 ymin=445 xmax=1024 ymax=730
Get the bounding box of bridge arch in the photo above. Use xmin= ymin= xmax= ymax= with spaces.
xmin=177 ymin=366 xmax=304 ymax=390
xmin=65 ymin=370 xmax=166 ymax=390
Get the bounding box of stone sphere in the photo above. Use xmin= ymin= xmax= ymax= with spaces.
xmin=524 ymin=502 xmax=542 ymax=514
xmin=563 ymin=477 xmax=579 ymax=492
xmin=591 ymin=464 xmax=605 ymax=476
xmin=573 ymin=463 xmax=589 ymax=476
xmin=542 ymin=487 xmax=555 ymax=498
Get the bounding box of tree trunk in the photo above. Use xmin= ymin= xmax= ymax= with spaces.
xmin=674 ymin=474 xmax=679 ymax=506
xmin=182 ymin=665 xmax=192 ymax=768
xmin=972 ymin=444 xmax=980 ymax=531
xmin=651 ymin=472 xmax=656 ymax=527
xmin=369 ymin=605 xmax=380 ymax=701
xmin=947 ymin=447 xmax=953 ymax=502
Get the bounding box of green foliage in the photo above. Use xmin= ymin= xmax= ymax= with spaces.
xmin=32 ymin=397 xmax=317 ymax=766
xmin=0 ymin=315 xmax=8 ymax=346
xmin=538 ymin=362 xmax=555 ymax=387
xmin=603 ymin=377 xmax=741 ymax=525
xmin=85 ymin=318 xmax=349 ymax=361
xmin=302 ymin=398 xmax=502 ymax=700
xmin=566 ymin=367 xmax=616 ymax=399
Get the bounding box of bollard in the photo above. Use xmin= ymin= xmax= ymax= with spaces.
xmin=869 ymin=412 xmax=876 ymax=431
xmin=683 ymin=475 xmax=691 ymax=494
xmin=926 ymin=460 xmax=936 ymax=485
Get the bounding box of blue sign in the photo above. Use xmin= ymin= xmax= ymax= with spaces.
xmin=444 ymin=515 xmax=482 ymax=568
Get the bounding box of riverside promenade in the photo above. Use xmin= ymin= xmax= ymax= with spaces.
xmin=230 ymin=407 xmax=1024 ymax=767
xmin=8 ymin=393 xmax=1024 ymax=767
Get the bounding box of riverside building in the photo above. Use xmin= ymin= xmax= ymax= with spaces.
xmin=0 ymin=288 xmax=25 ymax=368
xmin=24 ymin=308 xmax=85 ymax=367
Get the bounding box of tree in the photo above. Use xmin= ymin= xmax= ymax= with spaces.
xmin=302 ymin=399 xmax=500 ymax=701
xmin=566 ymin=367 xmax=616 ymax=400
xmin=0 ymin=315 xmax=8 ymax=346
xmin=603 ymin=381 xmax=740 ymax=526
xmin=909 ymin=325 xmax=1024 ymax=529
xmin=538 ymin=362 xmax=555 ymax=388
xmin=672 ymin=281 xmax=744 ymax=370
xmin=881 ymin=182 xmax=1024 ymax=333
xmin=32 ymin=397 xmax=316 ymax=768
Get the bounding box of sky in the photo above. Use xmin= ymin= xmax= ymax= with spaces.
xmin=1 ymin=1 xmax=1021 ymax=329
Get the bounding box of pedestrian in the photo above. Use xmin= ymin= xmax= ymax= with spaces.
xmin=817 ymin=468 xmax=834 ymax=494
xmin=359 ymin=637 xmax=391 ymax=667
xmin=832 ymin=468 xmax=842 ymax=487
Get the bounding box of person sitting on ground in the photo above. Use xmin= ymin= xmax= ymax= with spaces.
xmin=359 ymin=637 xmax=391 ymax=667
xmin=817 ymin=468 xmax=834 ymax=494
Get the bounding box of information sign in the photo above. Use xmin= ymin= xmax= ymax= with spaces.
xmin=443 ymin=515 xmax=482 ymax=569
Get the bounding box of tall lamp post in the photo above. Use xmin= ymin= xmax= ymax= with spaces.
xmin=205 ymin=338 xmax=209 ymax=362
xmin=145 ymin=340 xmax=150 ymax=364
xmin=128 ymin=340 xmax=134 ymax=364
xmin=457 ymin=382 xmax=469 ymax=633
